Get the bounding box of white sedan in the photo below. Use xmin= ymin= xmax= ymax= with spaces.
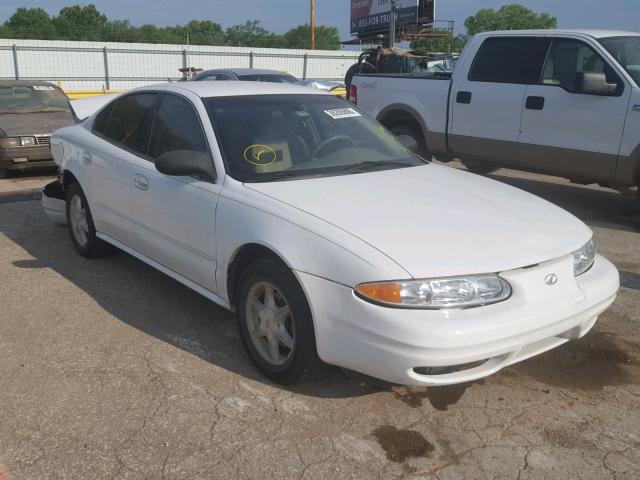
xmin=43 ymin=82 xmax=620 ymax=386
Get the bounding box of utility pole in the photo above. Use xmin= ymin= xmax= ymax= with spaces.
xmin=389 ymin=0 xmax=397 ymax=48
xmin=310 ymin=0 xmax=316 ymax=50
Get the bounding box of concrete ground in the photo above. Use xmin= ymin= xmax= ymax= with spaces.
xmin=0 ymin=166 xmax=638 ymax=480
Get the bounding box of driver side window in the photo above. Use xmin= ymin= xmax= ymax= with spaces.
xmin=543 ymin=39 xmax=621 ymax=93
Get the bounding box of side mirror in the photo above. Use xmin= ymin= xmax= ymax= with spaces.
xmin=575 ymin=72 xmax=618 ymax=96
xmin=155 ymin=150 xmax=215 ymax=182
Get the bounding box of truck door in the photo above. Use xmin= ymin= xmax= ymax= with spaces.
xmin=518 ymin=37 xmax=630 ymax=183
xmin=450 ymin=36 xmax=551 ymax=166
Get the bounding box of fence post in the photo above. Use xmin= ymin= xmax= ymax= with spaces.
xmin=249 ymin=51 xmax=254 ymax=69
xmin=12 ymin=44 xmax=19 ymax=80
xmin=103 ymin=47 xmax=111 ymax=91
xmin=182 ymin=49 xmax=188 ymax=79
xmin=302 ymin=53 xmax=308 ymax=80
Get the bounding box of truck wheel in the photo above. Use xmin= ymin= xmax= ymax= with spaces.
xmin=237 ymin=258 xmax=320 ymax=385
xmin=389 ymin=124 xmax=430 ymax=160
xmin=462 ymin=161 xmax=499 ymax=175
xmin=344 ymin=63 xmax=360 ymax=89
xmin=0 ymin=169 xmax=7 ymax=179
xmin=66 ymin=182 xmax=115 ymax=258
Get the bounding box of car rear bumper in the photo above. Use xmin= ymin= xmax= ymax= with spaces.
xmin=296 ymin=254 xmax=620 ymax=386
xmin=0 ymin=146 xmax=55 ymax=170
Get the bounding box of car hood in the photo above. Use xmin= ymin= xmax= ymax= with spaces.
xmin=246 ymin=164 xmax=592 ymax=279
xmin=0 ymin=111 xmax=75 ymax=137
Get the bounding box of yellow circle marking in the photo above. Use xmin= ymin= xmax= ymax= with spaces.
xmin=243 ymin=144 xmax=277 ymax=166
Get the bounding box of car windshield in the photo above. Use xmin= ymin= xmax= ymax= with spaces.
xmin=0 ymin=85 xmax=71 ymax=114
xmin=205 ymin=94 xmax=425 ymax=182
xmin=239 ymin=74 xmax=298 ymax=83
xmin=599 ymin=36 xmax=640 ymax=85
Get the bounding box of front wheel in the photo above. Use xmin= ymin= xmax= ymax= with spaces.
xmin=237 ymin=258 xmax=319 ymax=384
xmin=66 ymin=182 xmax=115 ymax=258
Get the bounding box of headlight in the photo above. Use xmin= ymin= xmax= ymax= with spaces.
xmin=20 ymin=136 xmax=36 ymax=146
xmin=1 ymin=137 xmax=20 ymax=148
xmin=355 ymin=274 xmax=512 ymax=309
xmin=573 ymin=239 xmax=595 ymax=277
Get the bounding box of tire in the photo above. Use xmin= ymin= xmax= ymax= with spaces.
xmin=462 ymin=161 xmax=499 ymax=175
xmin=389 ymin=123 xmax=430 ymax=159
xmin=344 ymin=63 xmax=360 ymax=90
xmin=0 ymin=169 xmax=7 ymax=179
xmin=65 ymin=182 xmax=115 ymax=258
xmin=236 ymin=258 xmax=320 ymax=384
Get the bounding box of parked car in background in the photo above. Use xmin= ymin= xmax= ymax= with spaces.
xmin=297 ymin=79 xmax=347 ymax=97
xmin=43 ymin=81 xmax=619 ymax=386
xmin=192 ymin=68 xmax=299 ymax=83
xmin=0 ymin=81 xmax=75 ymax=178
xmin=351 ymin=30 xmax=640 ymax=194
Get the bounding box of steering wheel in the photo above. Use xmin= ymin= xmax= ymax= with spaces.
xmin=310 ymin=135 xmax=356 ymax=159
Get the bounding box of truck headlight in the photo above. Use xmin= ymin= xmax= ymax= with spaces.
xmin=573 ymin=239 xmax=595 ymax=277
xmin=355 ymin=274 xmax=511 ymax=309
xmin=20 ymin=136 xmax=36 ymax=146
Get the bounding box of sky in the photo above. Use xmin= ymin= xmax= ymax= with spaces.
xmin=1 ymin=0 xmax=639 ymax=41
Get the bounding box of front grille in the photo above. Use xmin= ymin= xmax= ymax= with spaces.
xmin=35 ymin=135 xmax=51 ymax=146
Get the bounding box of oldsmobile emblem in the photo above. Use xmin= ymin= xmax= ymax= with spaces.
xmin=545 ymin=274 xmax=558 ymax=286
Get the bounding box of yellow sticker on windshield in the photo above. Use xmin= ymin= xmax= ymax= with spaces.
xmin=243 ymin=144 xmax=277 ymax=166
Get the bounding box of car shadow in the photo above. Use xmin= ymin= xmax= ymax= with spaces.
xmin=4 ymin=208 xmax=393 ymax=399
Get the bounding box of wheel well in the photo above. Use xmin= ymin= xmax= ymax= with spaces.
xmin=379 ymin=109 xmax=422 ymax=133
xmin=227 ymin=244 xmax=288 ymax=307
xmin=62 ymin=170 xmax=79 ymax=190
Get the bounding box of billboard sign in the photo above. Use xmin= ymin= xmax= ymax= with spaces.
xmin=351 ymin=0 xmax=425 ymax=35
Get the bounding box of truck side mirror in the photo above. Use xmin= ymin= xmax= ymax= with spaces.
xmin=575 ymin=72 xmax=619 ymax=96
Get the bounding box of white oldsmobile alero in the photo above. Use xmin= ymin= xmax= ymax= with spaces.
xmin=42 ymin=81 xmax=620 ymax=386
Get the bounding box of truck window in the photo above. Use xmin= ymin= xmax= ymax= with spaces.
xmin=542 ymin=39 xmax=622 ymax=93
xmin=469 ymin=37 xmax=551 ymax=84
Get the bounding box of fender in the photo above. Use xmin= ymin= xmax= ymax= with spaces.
xmin=616 ymin=141 xmax=640 ymax=187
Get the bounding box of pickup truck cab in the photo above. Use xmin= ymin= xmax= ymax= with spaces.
xmin=351 ymin=30 xmax=640 ymax=192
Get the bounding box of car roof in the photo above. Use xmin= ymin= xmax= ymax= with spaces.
xmin=134 ymin=81 xmax=329 ymax=98
xmin=199 ymin=68 xmax=295 ymax=76
xmin=476 ymin=29 xmax=640 ymax=39
xmin=0 ymin=80 xmax=63 ymax=88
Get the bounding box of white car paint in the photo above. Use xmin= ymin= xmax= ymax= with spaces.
xmin=46 ymin=81 xmax=620 ymax=386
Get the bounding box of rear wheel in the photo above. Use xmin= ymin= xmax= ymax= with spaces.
xmin=237 ymin=258 xmax=319 ymax=384
xmin=66 ymin=182 xmax=114 ymax=258
xmin=389 ymin=123 xmax=429 ymax=159
xmin=462 ymin=161 xmax=499 ymax=175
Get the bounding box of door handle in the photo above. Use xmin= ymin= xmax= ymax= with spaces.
xmin=456 ymin=91 xmax=472 ymax=104
xmin=81 ymin=151 xmax=92 ymax=165
xmin=134 ymin=174 xmax=149 ymax=191
xmin=525 ymin=96 xmax=545 ymax=110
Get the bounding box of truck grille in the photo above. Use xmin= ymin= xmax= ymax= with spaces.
xmin=35 ymin=136 xmax=51 ymax=146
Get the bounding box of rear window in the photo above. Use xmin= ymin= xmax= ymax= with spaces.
xmin=469 ymin=37 xmax=551 ymax=84
xmin=239 ymin=74 xmax=298 ymax=83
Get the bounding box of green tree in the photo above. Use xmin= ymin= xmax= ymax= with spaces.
xmin=410 ymin=29 xmax=467 ymax=53
xmin=53 ymin=4 xmax=107 ymax=41
xmin=225 ymin=20 xmax=280 ymax=47
xmin=182 ymin=20 xmax=225 ymax=46
xmin=3 ymin=7 xmax=56 ymax=39
xmin=281 ymin=24 xmax=341 ymax=50
xmin=465 ymin=4 xmax=556 ymax=36
xmin=101 ymin=20 xmax=137 ymax=43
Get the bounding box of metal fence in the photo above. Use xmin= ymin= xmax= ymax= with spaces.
xmin=0 ymin=39 xmax=361 ymax=91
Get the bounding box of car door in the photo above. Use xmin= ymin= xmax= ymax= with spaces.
xmin=128 ymin=92 xmax=220 ymax=292
xmin=518 ymin=37 xmax=631 ymax=182
xmin=88 ymin=92 xmax=157 ymax=247
xmin=450 ymin=36 xmax=551 ymax=165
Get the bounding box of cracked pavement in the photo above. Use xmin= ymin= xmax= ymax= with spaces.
xmin=0 ymin=167 xmax=638 ymax=479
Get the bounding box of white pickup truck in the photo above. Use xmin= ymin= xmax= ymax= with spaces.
xmin=351 ymin=29 xmax=640 ymax=192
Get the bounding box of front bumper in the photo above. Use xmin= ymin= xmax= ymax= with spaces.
xmin=296 ymin=254 xmax=620 ymax=386
xmin=0 ymin=145 xmax=55 ymax=170
xmin=41 ymin=181 xmax=67 ymax=225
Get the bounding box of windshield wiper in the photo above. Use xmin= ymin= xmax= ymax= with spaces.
xmin=329 ymin=160 xmax=419 ymax=174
